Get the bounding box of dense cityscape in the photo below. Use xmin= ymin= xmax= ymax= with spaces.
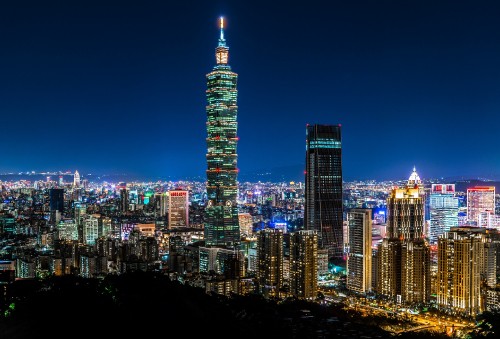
xmin=1 ymin=14 xmax=500 ymax=339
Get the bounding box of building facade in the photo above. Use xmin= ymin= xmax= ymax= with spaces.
xmin=386 ymin=186 xmax=424 ymax=240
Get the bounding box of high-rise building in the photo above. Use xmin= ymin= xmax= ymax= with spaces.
xmin=199 ymin=247 xmax=220 ymax=274
xmin=199 ymin=246 xmax=244 ymax=279
xmin=377 ymin=168 xmax=430 ymax=304
xmin=120 ymin=188 xmax=129 ymax=212
xmin=256 ymin=228 xmax=284 ymax=298
xmin=377 ymin=238 xmax=402 ymax=297
xmin=57 ymin=219 xmax=78 ymax=241
xmin=401 ymin=238 xmax=430 ymax=304
xmin=238 ymin=213 xmax=254 ymax=238
xmin=467 ymin=186 xmax=495 ymax=226
xmin=386 ymin=186 xmax=424 ymax=240
xmin=429 ymin=184 xmax=459 ymax=244
xmin=83 ymin=215 xmax=99 ymax=245
xmin=437 ymin=228 xmax=485 ymax=316
xmin=317 ymin=248 xmax=330 ymax=276
xmin=347 ymin=208 xmax=372 ymax=294
xmin=304 ymin=124 xmax=343 ymax=261
xmin=73 ymin=170 xmax=80 ymax=187
xmin=49 ymin=188 xmax=65 ymax=213
xmin=289 ymin=230 xmax=318 ymax=300
xmin=204 ymin=17 xmax=240 ymax=248
xmin=154 ymin=192 xmax=168 ymax=218
xmin=168 ymin=190 xmax=189 ymax=228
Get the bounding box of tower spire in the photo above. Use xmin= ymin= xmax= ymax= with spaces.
xmin=218 ymin=16 xmax=226 ymax=47
xmin=215 ymin=16 xmax=229 ymax=64
xmin=220 ymin=17 xmax=224 ymax=40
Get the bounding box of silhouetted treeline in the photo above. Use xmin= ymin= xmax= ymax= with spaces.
xmin=0 ymin=272 xmax=390 ymax=338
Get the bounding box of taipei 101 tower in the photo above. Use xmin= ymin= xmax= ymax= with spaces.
xmin=204 ymin=17 xmax=240 ymax=248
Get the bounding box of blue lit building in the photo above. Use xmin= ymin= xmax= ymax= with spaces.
xmin=429 ymin=184 xmax=458 ymax=244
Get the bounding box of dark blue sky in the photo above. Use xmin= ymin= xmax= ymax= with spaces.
xmin=1 ymin=0 xmax=500 ymax=181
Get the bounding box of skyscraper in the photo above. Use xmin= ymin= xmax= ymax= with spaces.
xmin=168 ymin=190 xmax=189 ymax=228
xmin=401 ymin=238 xmax=430 ymax=304
xmin=154 ymin=192 xmax=168 ymax=218
xmin=377 ymin=168 xmax=430 ymax=304
xmin=429 ymin=184 xmax=458 ymax=244
xmin=347 ymin=208 xmax=372 ymax=294
xmin=256 ymin=228 xmax=284 ymax=298
xmin=304 ymin=124 xmax=343 ymax=261
xmin=120 ymin=188 xmax=129 ymax=212
xmin=386 ymin=186 xmax=424 ymax=240
xmin=467 ymin=186 xmax=495 ymax=226
xmin=204 ymin=17 xmax=240 ymax=248
xmin=73 ymin=170 xmax=80 ymax=187
xmin=290 ymin=230 xmax=318 ymax=300
xmin=83 ymin=215 xmax=99 ymax=246
xmin=49 ymin=188 xmax=65 ymax=213
xmin=437 ymin=227 xmax=489 ymax=316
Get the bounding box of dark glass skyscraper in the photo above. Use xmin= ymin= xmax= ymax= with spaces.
xmin=49 ymin=188 xmax=65 ymax=213
xmin=304 ymin=124 xmax=343 ymax=261
xmin=204 ymin=17 xmax=240 ymax=247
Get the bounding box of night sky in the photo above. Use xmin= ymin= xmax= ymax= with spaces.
xmin=1 ymin=0 xmax=500 ymax=181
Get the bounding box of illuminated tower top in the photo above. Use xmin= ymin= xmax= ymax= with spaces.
xmin=219 ymin=16 xmax=225 ymax=45
xmin=407 ymin=166 xmax=421 ymax=188
xmin=216 ymin=16 xmax=229 ymax=65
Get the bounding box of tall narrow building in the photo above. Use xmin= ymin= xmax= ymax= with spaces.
xmin=204 ymin=17 xmax=240 ymax=248
xmin=347 ymin=208 xmax=372 ymax=294
xmin=168 ymin=189 xmax=189 ymax=228
xmin=256 ymin=228 xmax=284 ymax=298
xmin=304 ymin=124 xmax=343 ymax=261
xmin=377 ymin=168 xmax=430 ymax=304
xmin=429 ymin=184 xmax=458 ymax=244
xmin=437 ymin=228 xmax=486 ymax=316
xmin=290 ymin=230 xmax=318 ymax=300
xmin=73 ymin=170 xmax=80 ymax=188
xmin=49 ymin=188 xmax=65 ymax=213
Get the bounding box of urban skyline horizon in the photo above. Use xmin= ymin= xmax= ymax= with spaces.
xmin=1 ymin=167 xmax=499 ymax=184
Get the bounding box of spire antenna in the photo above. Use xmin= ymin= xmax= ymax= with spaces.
xmin=220 ymin=16 xmax=225 ymax=41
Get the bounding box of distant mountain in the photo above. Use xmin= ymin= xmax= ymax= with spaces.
xmin=2 ymin=171 xmax=498 ymax=187
xmin=0 ymin=173 xmax=208 ymax=183
xmin=454 ymin=179 xmax=500 ymax=193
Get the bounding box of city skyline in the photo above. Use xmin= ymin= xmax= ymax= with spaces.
xmin=1 ymin=1 xmax=500 ymax=181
